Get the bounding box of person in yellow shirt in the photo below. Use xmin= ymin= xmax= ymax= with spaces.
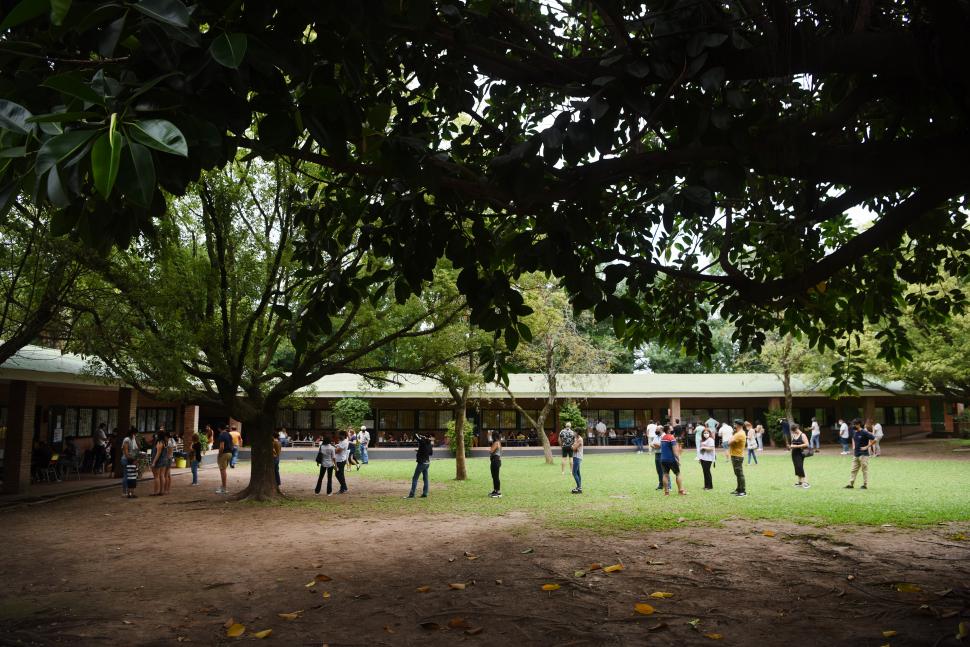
xmin=728 ymin=420 xmax=747 ymax=497
xmin=229 ymin=425 xmax=242 ymax=469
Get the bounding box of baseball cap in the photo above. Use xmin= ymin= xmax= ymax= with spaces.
xmin=360 ymin=425 xmax=367 ymax=430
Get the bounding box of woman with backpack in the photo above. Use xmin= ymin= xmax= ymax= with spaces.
xmin=789 ymin=423 xmax=811 ymax=489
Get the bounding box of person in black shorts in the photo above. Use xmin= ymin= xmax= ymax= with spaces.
xmin=659 ymin=425 xmax=687 ymax=496
xmin=558 ymin=422 xmax=576 ymax=478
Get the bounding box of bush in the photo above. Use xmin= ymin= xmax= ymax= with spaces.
xmin=333 ymin=398 xmax=371 ymax=432
xmin=763 ymin=408 xmax=786 ymax=445
xmin=558 ymin=401 xmax=586 ymax=430
xmin=445 ymin=418 xmax=475 ymax=457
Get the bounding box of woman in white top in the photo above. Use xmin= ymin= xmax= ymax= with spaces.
xmin=745 ymin=422 xmax=759 ymax=465
xmin=755 ymin=424 xmax=765 ymax=451
xmin=699 ymin=429 xmax=715 ymax=490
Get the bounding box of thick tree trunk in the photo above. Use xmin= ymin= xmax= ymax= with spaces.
xmin=536 ymin=408 xmax=554 ymax=465
xmin=234 ymin=409 xmax=283 ymax=501
xmin=783 ymin=368 xmax=794 ymax=423
xmin=454 ymin=399 xmax=468 ymax=481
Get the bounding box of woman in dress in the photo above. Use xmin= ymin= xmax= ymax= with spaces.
xmin=789 ymin=423 xmax=810 ymax=488
xmin=699 ymin=428 xmax=716 ymax=490
xmin=488 ymin=430 xmax=502 ymax=498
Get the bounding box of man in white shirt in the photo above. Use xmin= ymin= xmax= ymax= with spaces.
xmin=646 ymin=420 xmax=658 ymax=454
xmin=871 ymin=421 xmax=884 ymax=456
xmin=838 ymin=418 xmax=850 ymax=454
xmin=359 ymin=425 xmax=371 ymax=464
xmin=810 ymin=417 xmax=821 ymax=452
xmin=718 ymin=421 xmax=733 ymax=455
xmin=595 ymin=419 xmax=607 ymax=446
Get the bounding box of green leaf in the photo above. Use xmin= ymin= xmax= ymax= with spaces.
xmin=0 ymin=146 xmax=26 ymax=158
xmin=122 ymin=141 xmax=155 ymax=206
xmin=36 ymin=130 xmax=97 ymax=176
xmin=127 ymin=119 xmax=187 ymax=156
xmin=91 ymin=129 xmax=123 ymax=199
xmin=27 ymin=111 xmax=101 ymax=124
xmin=41 ymin=73 xmax=105 ymax=106
xmin=49 ymin=0 xmax=71 ymax=25
xmin=0 ymin=100 xmax=34 ymax=135
xmin=46 ymin=165 xmax=71 ymax=208
xmin=209 ymin=32 xmax=247 ymax=68
xmin=131 ymin=0 xmax=190 ymax=28
xmin=0 ymin=0 xmax=49 ymax=31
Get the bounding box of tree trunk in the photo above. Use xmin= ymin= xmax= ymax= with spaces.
xmin=536 ymin=408 xmax=554 ymax=465
xmin=234 ymin=409 xmax=283 ymax=501
xmin=783 ymin=368 xmax=794 ymax=423
xmin=454 ymin=398 xmax=468 ymax=481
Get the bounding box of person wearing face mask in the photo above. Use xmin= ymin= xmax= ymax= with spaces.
xmin=698 ymin=428 xmax=716 ymax=490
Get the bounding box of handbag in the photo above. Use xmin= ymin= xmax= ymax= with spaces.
xmin=801 ymin=447 xmax=814 ymax=458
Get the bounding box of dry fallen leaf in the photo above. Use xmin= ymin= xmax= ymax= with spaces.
xmin=223 ymin=618 xmax=235 ymax=629
xmin=588 ymin=562 xmax=603 ymax=571
xmin=277 ymin=611 xmax=303 ymax=621
xmin=650 ymin=592 xmax=674 ymax=599
xmin=648 ymin=560 xmax=666 ymax=565
xmin=762 ymin=530 xmax=776 ymax=538
xmin=252 ymin=629 xmax=272 ymax=639
xmin=465 ymin=627 xmax=484 ymax=636
xmin=649 ymin=622 xmax=668 ymax=632
xmin=882 ymin=630 xmax=897 ymax=638
xmin=574 ymin=570 xmax=586 ymax=578
xmin=383 ymin=626 xmax=395 ymax=634
xmin=957 ymin=621 xmax=968 ymax=640
xmin=226 ymin=623 xmax=245 ymax=638
xmin=122 ymin=620 xmax=133 ymax=625
xmin=603 ymin=564 xmax=624 ymax=573
xmin=416 ymin=586 xmax=431 ymax=593
xmin=704 ymin=633 xmax=724 ymax=640
xmin=447 ymin=617 xmax=471 ymax=629
xmin=419 ymin=622 xmax=442 ymax=631
xmin=494 ymin=579 xmax=503 ymax=585
xmin=322 ymin=591 xmax=331 ymax=599
xmin=847 ymin=575 xmax=856 ymax=581
xmin=448 ymin=583 xmax=466 ymax=590
xmin=542 ymin=583 xmax=561 ymax=591
xmin=314 ymin=574 xmax=332 ymax=582
xmin=650 ymin=544 xmax=660 ymax=550
xmin=634 ymin=603 xmax=655 ymax=615
xmin=305 ymin=581 xmax=316 ymax=588
xmin=895 ymin=583 xmax=923 ymax=593
xmin=937 ymin=588 xmax=954 ymax=597
xmin=521 ymin=548 xmax=534 ymax=554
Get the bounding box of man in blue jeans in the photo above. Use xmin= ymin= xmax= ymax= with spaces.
xmin=358 ymin=425 xmax=370 ymax=464
xmin=405 ymin=433 xmax=433 ymax=498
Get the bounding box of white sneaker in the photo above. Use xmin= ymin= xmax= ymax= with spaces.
xmin=215 ymin=488 xmax=226 ymax=494
xmin=802 ymin=483 xmax=811 ymax=489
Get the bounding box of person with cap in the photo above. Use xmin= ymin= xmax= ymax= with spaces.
xmin=728 ymin=419 xmax=748 ymax=496
xmin=405 ymin=431 xmax=433 ymax=498
xmin=358 ymin=425 xmax=371 ymax=465
xmin=559 ymin=422 xmax=576 ymax=477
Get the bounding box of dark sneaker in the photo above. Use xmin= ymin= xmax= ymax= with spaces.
xmin=736 ymin=492 xmax=747 ymax=497
xmin=404 ymin=494 xmax=415 ymax=499
xmin=844 ymin=485 xmax=854 ymax=489
xmin=489 ymin=492 xmax=502 ymax=498
xmin=860 ymin=485 xmax=867 ymax=490
xmin=420 ymin=494 xmax=428 ymax=498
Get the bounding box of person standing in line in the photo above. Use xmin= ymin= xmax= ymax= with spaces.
xmin=719 ymin=420 xmax=733 ymax=457
xmin=694 ymin=422 xmax=705 ymax=459
xmin=559 ymin=422 xmax=576 ymax=477
xmin=570 ymin=431 xmax=584 ymax=494
xmin=871 ymin=420 xmax=884 ymax=457
xmin=671 ymin=418 xmax=685 ymax=449
xmin=94 ymin=422 xmax=108 ymax=473
xmin=788 ymin=423 xmax=810 ymax=488
xmin=163 ymin=427 xmax=175 ymax=494
xmin=334 ymin=430 xmax=350 ymax=493
xmin=595 ymin=418 xmax=608 ymax=446
xmin=189 ymin=432 xmax=202 ymax=486
xmin=810 ymin=417 xmax=821 ymax=453
xmin=650 ymin=429 xmax=664 ymax=490
xmin=729 ymin=420 xmax=747 ymax=497
xmin=633 ymin=426 xmax=644 ymax=454
xmin=755 ymin=423 xmax=765 ymax=452
xmin=699 ymin=428 xmax=716 ymax=490
xmin=586 ymin=425 xmax=595 ymax=446
xmin=646 ymin=420 xmax=658 ymax=454
xmin=405 ymin=432 xmax=434 ymax=498
xmin=359 ymin=425 xmax=371 ymax=465
xmin=838 ymin=418 xmax=850 ymax=454
xmin=780 ymin=418 xmax=791 ymax=448
xmin=846 ymin=419 xmax=875 ymax=489
xmin=660 ymin=425 xmax=687 ymax=496
xmin=488 ymin=431 xmax=502 ymax=498
xmin=746 ymin=422 xmax=759 ymax=465
xmin=203 ymin=424 xmax=214 ymax=450
xmin=315 ymin=435 xmax=336 ymax=496
xmin=149 ymin=430 xmax=168 ymax=496
xmin=215 ymin=425 xmax=233 ymax=494
xmin=229 ymin=424 xmax=242 ymax=468
xmin=272 ymin=431 xmax=282 ymax=489
xmin=121 ymin=427 xmax=140 ymax=497
xmin=705 ymin=415 xmax=718 ymax=433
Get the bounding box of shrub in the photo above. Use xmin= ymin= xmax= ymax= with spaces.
xmin=558 ymin=401 xmax=586 ymax=430
xmin=764 ymin=408 xmax=786 ymax=445
xmin=333 ymin=398 xmax=371 ymax=432
xmin=445 ymin=418 xmax=475 ymax=457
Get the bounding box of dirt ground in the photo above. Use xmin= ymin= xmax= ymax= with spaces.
xmin=1 ymin=457 xmax=969 ymax=647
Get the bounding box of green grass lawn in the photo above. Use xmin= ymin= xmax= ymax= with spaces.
xmin=279 ymin=452 xmax=970 ymax=532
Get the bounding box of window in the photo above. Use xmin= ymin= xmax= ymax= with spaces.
xmin=892 ymin=406 xmax=920 ymax=425
xmin=842 ymin=405 xmax=860 ymax=421
xmin=712 ymin=409 xmax=729 ymax=424
xmin=293 ymin=410 xmax=312 ymax=430
xmin=617 ymin=410 xmax=635 ymax=429
xmin=482 ymin=410 xmax=517 ymax=430
xmin=318 ymin=410 xmax=333 ymax=429
xmin=276 ymin=410 xmax=293 ymax=428
xmin=519 ymin=410 xmax=553 ymax=430
xmin=136 ymin=408 xmax=176 ymax=433
xmin=379 ymin=410 xmax=415 ymax=431
xmin=65 ymin=408 xmax=78 ymax=437
xmin=418 ymin=410 xmax=452 ymax=430
xmin=874 ymin=407 xmax=886 ymax=425
xmin=634 ymin=409 xmax=652 ymax=428
xmin=77 ymin=408 xmax=93 ymax=437
xmin=582 ymin=409 xmax=614 ymax=428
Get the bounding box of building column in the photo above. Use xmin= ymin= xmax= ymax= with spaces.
xmin=3 ymin=380 xmax=37 ymax=495
xmin=181 ymin=405 xmax=199 ymax=441
xmin=118 ymin=387 xmax=138 ymax=432
xmin=769 ymin=397 xmax=781 ymax=410
xmin=863 ymin=397 xmax=875 ymax=422
xmin=669 ymin=398 xmax=681 ymax=423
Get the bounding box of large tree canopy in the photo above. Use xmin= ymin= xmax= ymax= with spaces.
xmin=2 ymin=0 xmax=969 ymax=382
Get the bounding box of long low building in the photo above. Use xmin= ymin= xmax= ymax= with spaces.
xmin=0 ymin=345 xmax=962 ymax=494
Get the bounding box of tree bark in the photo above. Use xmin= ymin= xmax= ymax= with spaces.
xmin=782 ymin=333 xmax=794 ymax=423
xmin=234 ymin=408 xmax=283 ymax=501
xmin=454 ymin=396 xmax=468 ymax=481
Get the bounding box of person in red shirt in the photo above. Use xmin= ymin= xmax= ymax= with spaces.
xmin=659 ymin=425 xmax=687 ymax=496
